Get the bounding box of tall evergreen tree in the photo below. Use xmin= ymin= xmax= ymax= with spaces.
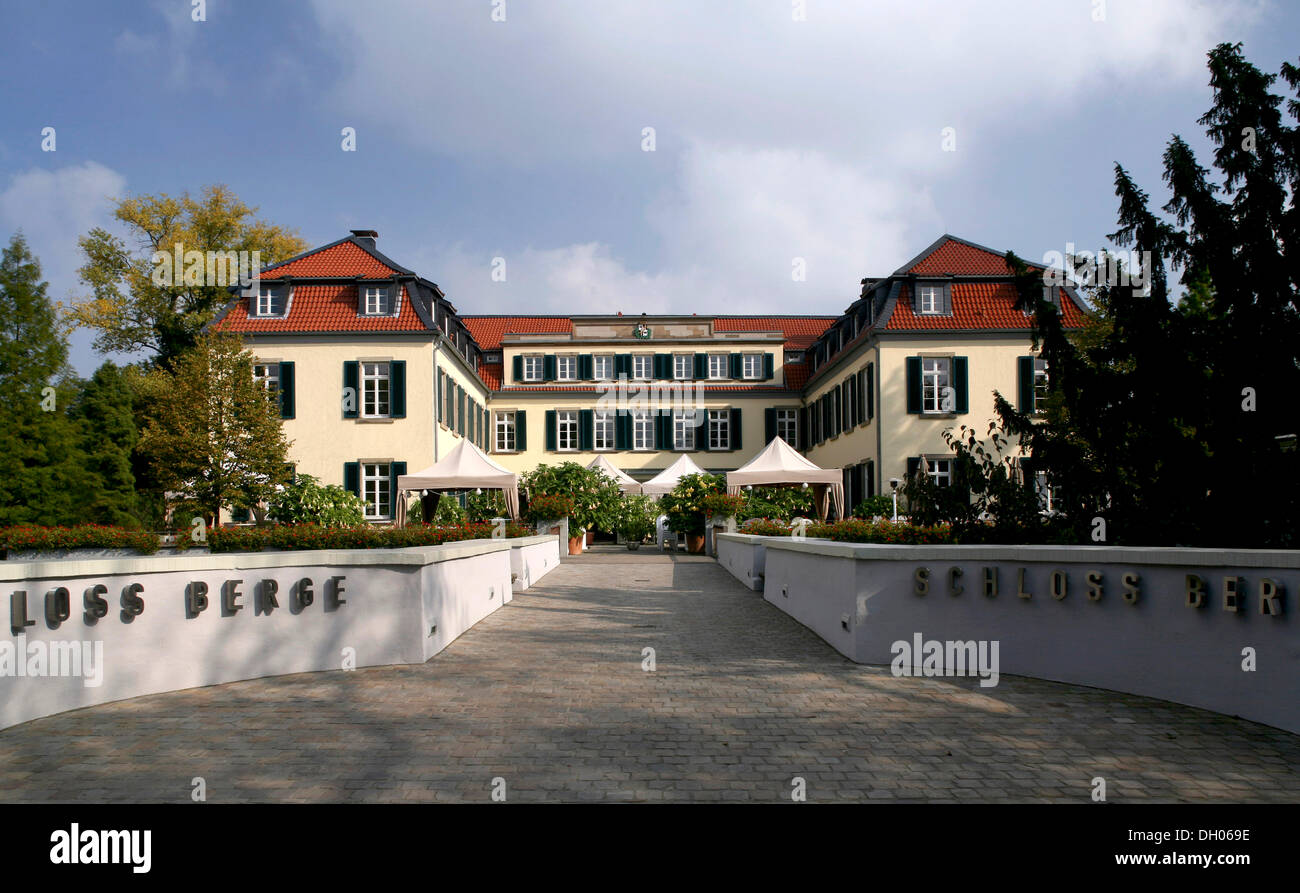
xmin=0 ymin=233 xmax=95 ymax=526
xmin=66 ymin=361 xmax=144 ymax=527
xmin=1014 ymin=43 xmax=1300 ymax=547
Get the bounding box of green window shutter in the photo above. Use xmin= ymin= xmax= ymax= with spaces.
xmin=278 ymin=362 xmax=295 ymax=419
xmin=513 ymin=356 xmax=523 ymax=382
xmin=866 ymin=460 xmax=876 ymax=498
xmin=231 ymin=506 xmax=250 ymax=523
xmin=763 ymin=353 xmax=775 ymax=380
xmin=655 ymin=413 xmax=668 ymax=450
xmin=1020 ymin=457 xmax=1036 ymax=492
xmin=578 ymin=354 xmax=594 ymax=380
xmin=389 ymin=462 xmax=406 ymax=519
xmin=764 ymin=408 xmax=776 ymax=443
xmin=543 ymin=355 xmax=557 ymax=381
xmin=654 ymin=354 xmax=671 ymax=379
xmin=694 ymin=353 xmax=708 ymax=379
xmin=729 ymin=353 xmax=742 ymax=379
xmin=730 ymin=408 xmax=742 ymax=451
xmin=344 ymin=461 xmax=360 ymax=498
xmin=834 ymin=387 xmax=842 ymax=436
xmin=953 ymin=357 xmax=969 ymax=413
xmin=468 ymin=402 xmax=476 ymax=443
xmin=905 ymin=357 xmax=922 ymax=414
xmin=343 ymin=361 xmax=359 ymax=419
xmin=906 ymin=457 xmax=920 ymax=481
xmin=615 ymin=412 xmax=631 ymax=450
xmin=456 ymin=386 xmax=465 ymax=434
xmin=516 ymin=410 xmax=527 ymax=451
xmin=615 ymin=354 xmax=631 ymax=378
xmin=866 ymin=363 xmax=875 ymax=420
xmin=545 ymin=410 xmax=557 ymax=451
xmin=579 ymin=409 xmax=594 ymax=451
xmin=844 ymin=376 xmax=855 ymax=428
xmin=1018 ymin=356 xmax=1035 ymax=413
xmin=436 ymin=367 xmax=443 ymax=422
xmin=390 ymin=360 xmax=406 ymax=418
xmin=798 ymin=407 xmax=809 ymax=450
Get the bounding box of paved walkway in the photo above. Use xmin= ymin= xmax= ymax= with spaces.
xmin=2 ymin=549 xmax=1298 ymax=803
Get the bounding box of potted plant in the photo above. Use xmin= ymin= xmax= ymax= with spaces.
xmin=524 ymin=492 xmax=576 ymax=543
xmin=616 ymin=494 xmax=657 ymax=550
xmin=660 ymin=473 xmax=726 ymax=554
xmin=522 ymin=463 xmax=623 ymax=557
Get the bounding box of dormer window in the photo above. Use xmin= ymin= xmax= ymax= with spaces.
xmin=364 ymin=285 xmax=391 ymax=315
xmin=919 ymin=285 xmax=941 ymax=314
xmin=255 ymin=284 xmax=286 ymax=317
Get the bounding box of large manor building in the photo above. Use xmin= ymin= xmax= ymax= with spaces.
xmin=212 ymin=230 xmax=1088 ymax=521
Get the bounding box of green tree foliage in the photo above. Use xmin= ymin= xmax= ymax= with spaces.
xmin=659 ymin=473 xmax=725 ymax=534
xmin=1012 ymin=43 xmax=1300 ymax=547
xmin=465 ymin=489 xmax=508 ymax=521
xmin=65 ymin=361 xmax=144 ymax=526
xmin=0 ymin=233 xmax=96 ymax=526
xmin=737 ymin=485 xmax=815 ymax=521
xmin=69 ymin=185 xmax=307 ymax=367
xmin=615 ymin=493 xmax=658 ymax=541
xmin=136 ymin=332 xmax=292 ymax=525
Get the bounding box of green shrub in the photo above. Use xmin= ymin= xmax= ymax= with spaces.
xmin=432 ymin=495 xmax=467 ymax=525
xmin=852 ymin=495 xmax=896 ymax=519
xmin=208 ymin=521 xmax=532 ymax=553
xmin=465 ymin=489 xmax=508 ymax=522
xmin=736 ymin=486 xmax=815 ymax=522
xmin=616 ymin=494 xmax=658 ymax=542
xmin=0 ymin=525 xmax=160 ymax=554
xmin=524 ymin=493 xmax=576 ymax=523
xmin=660 ymin=473 xmax=726 ymax=535
xmin=267 ymin=474 xmax=367 ymax=527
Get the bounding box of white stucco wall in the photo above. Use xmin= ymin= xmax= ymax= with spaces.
xmin=509 ymin=535 xmax=562 ymax=592
xmin=0 ymin=540 xmax=514 ymax=730
xmin=762 ymin=540 xmax=1300 ymax=733
xmin=716 ymin=534 xmax=769 ymax=591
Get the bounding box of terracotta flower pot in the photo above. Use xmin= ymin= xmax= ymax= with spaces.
xmin=568 ymin=535 xmax=585 ymax=555
xmin=686 ymin=533 xmax=706 ymax=554
xmin=585 ymin=530 xmax=595 ymax=545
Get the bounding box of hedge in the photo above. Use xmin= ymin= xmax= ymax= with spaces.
xmin=207 ymin=521 xmax=534 ymax=553
xmin=0 ymin=525 xmax=161 ymax=554
xmin=735 ymin=518 xmax=955 ymax=544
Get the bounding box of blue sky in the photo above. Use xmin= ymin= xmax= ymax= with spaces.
xmin=1 ymin=0 xmax=1296 ymax=375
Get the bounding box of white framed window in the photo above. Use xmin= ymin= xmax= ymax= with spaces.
xmin=742 ymin=353 xmax=763 ymax=379
xmin=362 ymin=463 xmax=391 ymax=519
xmin=708 ymin=354 xmax=728 ymax=380
xmin=673 ymin=354 xmax=692 ymax=380
xmin=921 ymin=357 xmax=952 ymax=414
xmin=362 ymin=362 xmax=391 ymax=418
xmin=1033 ymin=358 xmax=1049 ymax=413
xmin=364 ymin=286 xmax=391 ymax=315
xmin=776 ymin=408 xmax=797 ymax=444
xmin=672 ymin=410 xmax=696 ymax=450
xmin=557 ymin=410 xmax=578 ymax=451
xmin=594 ymin=411 xmax=615 ymax=451
xmin=255 ymin=285 xmax=285 ymax=316
xmin=633 ymin=411 xmax=654 ymax=450
xmin=919 ymin=285 xmax=942 ymax=315
xmin=523 ymin=356 xmax=543 ymax=382
xmin=495 ymin=411 xmax=516 ymax=452
xmin=253 ymin=363 xmax=280 ymax=394
xmin=926 ymin=458 xmax=953 ymax=488
xmin=1034 ymin=471 xmax=1054 ymax=513
xmin=708 ymin=409 xmax=729 ymax=450
xmin=556 ymin=355 xmax=577 ymax=381
xmin=594 ymin=355 xmax=614 ymax=380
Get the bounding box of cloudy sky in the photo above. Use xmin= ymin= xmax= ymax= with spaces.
xmin=1 ymin=0 xmax=1295 ymax=374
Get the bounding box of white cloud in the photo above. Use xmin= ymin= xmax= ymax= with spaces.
xmin=422 ymin=141 xmax=936 ymax=315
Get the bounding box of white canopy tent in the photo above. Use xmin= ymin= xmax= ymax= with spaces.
xmin=587 ymin=454 xmax=642 ymax=495
xmin=394 ymin=439 xmax=520 ymax=526
xmin=641 ymin=453 xmax=707 ymax=497
xmin=725 ymin=436 xmax=845 ymax=521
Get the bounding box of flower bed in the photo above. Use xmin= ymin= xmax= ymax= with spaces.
xmin=738 ymin=518 xmax=795 ymax=537
xmin=207 ymin=521 xmax=533 ymax=553
xmin=0 ymin=525 xmax=161 ymax=555
xmin=807 ymin=519 xmax=955 ymax=544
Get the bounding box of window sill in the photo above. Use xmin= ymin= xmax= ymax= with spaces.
xmin=920 ymin=412 xmax=961 ymax=419
xmin=358 ymin=417 xmax=396 ymax=424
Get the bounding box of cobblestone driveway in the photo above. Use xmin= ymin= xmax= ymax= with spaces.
xmin=2 ymin=549 xmax=1297 ymax=803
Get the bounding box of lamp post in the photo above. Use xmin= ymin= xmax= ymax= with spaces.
xmin=889 ymin=477 xmax=900 ymax=522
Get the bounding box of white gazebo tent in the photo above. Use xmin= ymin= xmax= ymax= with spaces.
xmin=726 ymin=436 xmax=845 ymax=521
xmin=394 ymin=440 xmax=520 ymax=526
xmin=587 ymin=455 xmax=642 ymax=495
xmin=641 ymin=453 xmax=707 ymax=497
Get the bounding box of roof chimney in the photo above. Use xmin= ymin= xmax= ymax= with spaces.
xmin=350 ymin=229 xmax=378 ymax=248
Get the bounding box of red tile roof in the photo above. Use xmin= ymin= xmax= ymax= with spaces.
xmin=907 ymin=238 xmax=1015 ymax=276
xmin=461 ymin=317 xmax=574 ymax=350
xmin=783 ymin=362 xmax=810 ymax=390
xmin=262 ymin=241 xmax=400 ymax=280
xmin=478 ymin=362 xmax=503 ymax=389
xmin=497 ymin=385 xmax=794 ymax=393
xmin=713 ymin=317 xmax=837 ymax=348
xmin=885 ymin=282 xmax=1086 ymax=330
xmin=215 ymin=284 xmax=428 ymax=333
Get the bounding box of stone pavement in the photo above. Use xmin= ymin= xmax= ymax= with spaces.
xmin=2 ymin=548 xmax=1298 ymax=803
